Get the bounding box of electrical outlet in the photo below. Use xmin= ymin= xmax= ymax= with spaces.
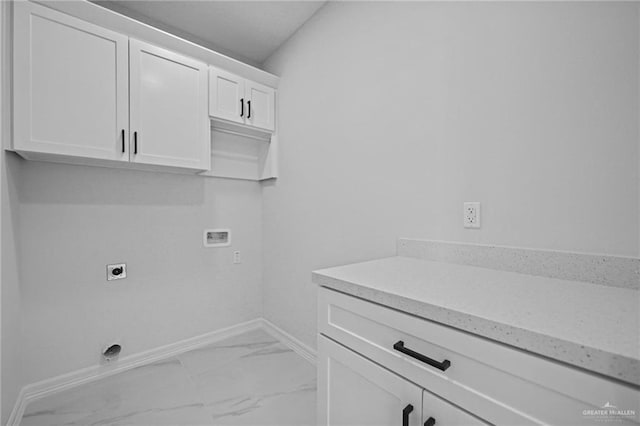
xmin=463 ymin=202 xmax=481 ymax=229
xmin=233 ymin=251 xmax=241 ymax=264
xmin=107 ymin=263 xmax=127 ymax=281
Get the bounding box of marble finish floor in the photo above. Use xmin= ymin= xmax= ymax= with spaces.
xmin=21 ymin=329 xmax=317 ymax=426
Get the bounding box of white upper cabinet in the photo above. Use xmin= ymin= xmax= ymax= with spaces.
xmin=209 ymin=66 xmax=275 ymax=132
xmin=13 ymin=1 xmax=129 ymax=161
xmin=11 ymin=2 xmax=276 ymax=176
xmin=129 ymin=40 xmax=210 ymax=170
xmin=245 ymin=81 xmax=276 ymax=132
xmin=209 ymin=68 xmax=246 ymax=125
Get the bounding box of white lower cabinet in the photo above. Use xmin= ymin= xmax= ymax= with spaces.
xmin=318 ymin=335 xmax=423 ymax=426
xmin=319 ymin=335 xmax=488 ymax=426
xmin=318 ymin=287 xmax=640 ymax=426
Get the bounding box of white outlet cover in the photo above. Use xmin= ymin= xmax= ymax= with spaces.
xmin=464 ymin=202 xmax=481 ymax=229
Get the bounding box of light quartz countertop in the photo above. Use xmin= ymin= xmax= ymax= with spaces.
xmin=313 ymin=256 xmax=640 ymax=386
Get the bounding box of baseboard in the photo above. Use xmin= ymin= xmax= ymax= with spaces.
xmin=7 ymin=318 xmax=317 ymax=426
xmin=6 ymin=318 xmax=263 ymax=426
xmin=5 ymin=388 xmax=27 ymax=426
xmin=259 ymin=318 xmax=318 ymax=365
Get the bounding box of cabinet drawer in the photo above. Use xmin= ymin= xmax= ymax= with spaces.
xmin=319 ymin=334 xmax=489 ymax=426
xmin=319 ymin=287 xmax=640 ymax=425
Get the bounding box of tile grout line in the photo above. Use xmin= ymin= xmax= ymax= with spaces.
xmin=173 ymin=355 xmax=212 ymax=422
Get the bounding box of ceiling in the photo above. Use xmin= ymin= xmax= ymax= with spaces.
xmin=93 ymin=1 xmax=326 ymax=67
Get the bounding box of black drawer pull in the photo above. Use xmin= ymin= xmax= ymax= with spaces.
xmin=402 ymin=404 xmax=413 ymax=426
xmin=247 ymin=100 xmax=251 ymax=118
xmin=121 ymin=129 xmax=125 ymax=153
xmin=240 ymin=98 xmax=244 ymax=117
xmin=133 ymin=131 xmax=138 ymax=154
xmin=393 ymin=341 xmax=451 ymax=372
xmin=424 ymin=417 xmax=436 ymax=426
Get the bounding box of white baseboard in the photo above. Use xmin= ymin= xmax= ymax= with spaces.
xmin=7 ymin=318 xmax=316 ymax=426
xmin=6 ymin=319 xmax=263 ymax=426
xmin=259 ymin=318 xmax=317 ymax=365
xmin=5 ymin=388 xmax=27 ymax=426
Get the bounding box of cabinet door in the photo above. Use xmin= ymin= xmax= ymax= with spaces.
xmin=209 ymin=67 xmax=246 ymax=125
xmin=13 ymin=2 xmax=129 ymax=161
xmin=422 ymin=390 xmax=488 ymax=426
xmin=318 ymin=335 xmax=422 ymax=426
xmin=245 ymin=81 xmax=275 ymax=131
xmin=130 ymin=39 xmax=210 ymax=170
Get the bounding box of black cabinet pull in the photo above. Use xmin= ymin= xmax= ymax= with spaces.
xmin=402 ymin=404 xmax=413 ymax=426
xmin=247 ymin=100 xmax=251 ymax=118
xmin=424 ymin=417 xmax=436 ymax=426
xmin=121 ymin=129 xmax=125 ymax=153
xmin=393 ymin=341 xmax=451 ymax=372
xmin=134 ymin=131 xmax=138 ymax=154
xmin=240 ymin=98 xmax=244 ymax=117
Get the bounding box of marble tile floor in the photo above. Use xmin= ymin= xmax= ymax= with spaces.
xmin=21 ymin=329 xmax=317 ymax=426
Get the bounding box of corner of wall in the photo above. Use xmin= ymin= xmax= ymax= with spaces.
xmin=1 ymin=0 xmax=24 ymax=423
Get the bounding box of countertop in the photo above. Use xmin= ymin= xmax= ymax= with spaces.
xmin=312 ymin=256 xmax=640 ymax=386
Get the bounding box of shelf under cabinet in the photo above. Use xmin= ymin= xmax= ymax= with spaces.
xmin=199 ymin=123 xmax=277 ymax=181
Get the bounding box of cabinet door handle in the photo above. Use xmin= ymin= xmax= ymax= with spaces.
xmin=134 ymin=131 xmax=138 ymax=154
xmin=240 ymin=98 xmax=244 ymax=117
xmin=402 ymin=404 xmax=413 ymax=426
xmin=247 ymin=100 xmax=251 ymax=119
xmin=393 ymin=341 xmax=451 ymax=372
xmin=424 ymin=417 xmax=436 ymax=426
xmin=121 ymin=129 xmax=125 ymax=153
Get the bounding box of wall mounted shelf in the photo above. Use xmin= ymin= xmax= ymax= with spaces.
xmin=199 ymin=120 xmax=278 ymax=181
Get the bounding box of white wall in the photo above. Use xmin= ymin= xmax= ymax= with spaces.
xmin=1 ymin=155 xmax=22 ymax=425
xmin=262 ymin=2 xmax=640 ymax=348
xmin=17 ymin=160 xmax=263 ymax=384
xmin=0 ymin=0 xmax=272 ymax=393
xmin=1 ymin=0 xmax=25 ymax=421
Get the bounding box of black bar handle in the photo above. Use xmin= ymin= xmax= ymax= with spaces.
xmin=134 ymin=131 xmax=138 ymax=154
xmin=402 ymin=404 xmax=413 ymax=426
xmin=240 ymin=98 xmax=244 ymax=117
xmin=424 ymin=417 xmax=436 ymax=426
xmin=247 ymin=100 xmax=251 ymax=118
xmin=121 ymin=129 xmax=125 ymax=153
xmin=393 ymin=341 xmax=451 ymax=372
